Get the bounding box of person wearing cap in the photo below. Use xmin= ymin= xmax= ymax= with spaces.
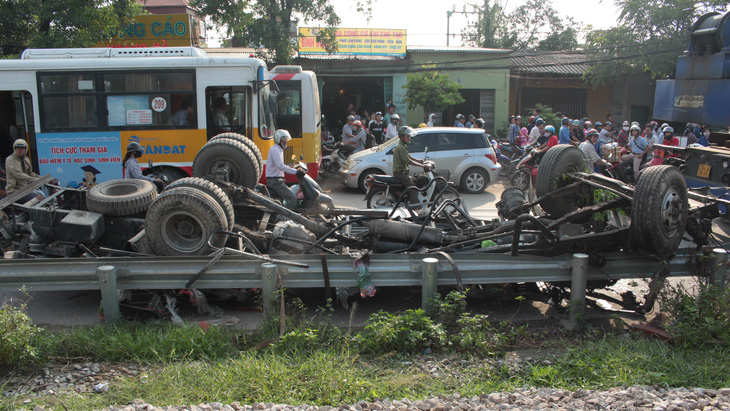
xmin=617 ymin=121 xmax=630 ymax=147
xmin=622 ymin=125 xmax=650 ymax=181
xmin=266 ymin=129 xmax=302 ymax=209
xmin=580 ymin=129 xmax=612 ymax=172
xmin=466 ymin=115 xmax=475 ymax=128
xmin=559 ymin=117 xmax=572 ymax=145
xmin=369 ymin=112 xmax=386 ymax=145
xmin=385 ymin=113 xmax=400 ymax=140
xmin=649 ymin=126 xmax=680 ymax=167
xmin=570 ymin=119 xmax=584 ymax=144
xmin=454 ymin=114 xmax=467 ymax=128
xmin=599 ymin=121 xmax=614 ymax=144
xmin=80 ymin=165 xmax=101 ymax=189
xmin=123 ymin=142 xmax=164 ymax=191
xmin=393 ymin=126 xmax=431 ymax=205
xmin=341 ymin=120 xmax=367 ymax=156
xmin=342 ymin=115 xmax=355 ymax=142
xmin=528 ymin=119 xmax=545 ymax=145
xmin=5 ymin=139 xmax=58 ymax=203
xmin=518 ymin=127 xmax=529 ymax=147
xmin=508 ymin=115 xmax=522 ymax=146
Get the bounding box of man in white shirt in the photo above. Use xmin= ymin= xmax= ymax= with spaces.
xmin=212 ymin=97 xmax=230 ymax=132
xmin=385 ymin=113 xmax=400 ymax=139
xmin=528 ymin=119 xmax=545 ymax=145
xmin=266 ymin=130 xmax=302 ymax=209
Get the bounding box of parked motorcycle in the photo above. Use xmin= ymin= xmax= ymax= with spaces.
xmin=491 ymin=139 xmax=514 ymax=177
xmin=363 ymin=161 xmax=462 ymax=210
xmin=509 ymin=145 xmax=538 ymax=191
xmin=320 ymin=141 xmax=347 ymax=178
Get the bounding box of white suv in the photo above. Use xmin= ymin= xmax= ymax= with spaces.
xmin=339 ymin=127 xmax=500 ymax=193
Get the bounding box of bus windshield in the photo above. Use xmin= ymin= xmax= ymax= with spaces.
xmin=259 ymin=83 xmax=277 ymax=139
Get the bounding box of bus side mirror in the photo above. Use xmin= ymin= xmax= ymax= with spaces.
xmin=269 ymin=94 xmax=279 ymax=113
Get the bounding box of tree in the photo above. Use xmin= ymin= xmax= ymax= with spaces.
xmin=189 ymin=0 xmax=364 ymax=65
xmin=584 ymin=0 xmax=727 ymax=86
xmin=462 ymin=0 xmax=579 ymax=50
xmin=0 ymin=0 xmax=141 ymax=57
xmin=402 ymin=72 xmax=465 ymax=120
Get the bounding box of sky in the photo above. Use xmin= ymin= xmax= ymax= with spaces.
xmin=330 ymin=0 xmax=622 ymax=47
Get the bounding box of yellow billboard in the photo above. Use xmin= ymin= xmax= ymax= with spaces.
xmin=97 ymin=14 xmax=197 ymax=48
xmin=298 ymin=28 xmax=406 ymax=57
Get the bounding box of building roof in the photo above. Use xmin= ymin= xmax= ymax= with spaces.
xmin=137 ymin=0 xmax=189 ymax=7
xmin=408 ymin=46 xmax=510 ymax=53
xmin=510 ymin=50 xmax=589 ymax=75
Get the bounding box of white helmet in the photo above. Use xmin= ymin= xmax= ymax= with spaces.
xmin=13 ymin=139 xmax=28 ymax=149
xmin=274 ymin=129 xmax=292 ymax=144
xmin=391 ymin=113 xmax=400 ymax=122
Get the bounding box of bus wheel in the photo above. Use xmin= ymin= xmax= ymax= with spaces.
xmin=211 ymin=132 xmax=263 ymax=178
xmin=144 ymin=187 xmax=228 ymax=256
xmin=86 ymin=179 xmax=157 ymax=216
xmin=193 ymin=138 xmax=260 ymax=188
xmin=167 ymin=177 xmax=235 ymax=229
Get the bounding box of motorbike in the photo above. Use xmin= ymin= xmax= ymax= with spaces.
xmin=491 ymin=139 xmax=514 ymax=177
xmin=267 ymin=155 xmax=334 ymax=211
xmin=319 ymin=141 xmax=347 ymax=178
xmin=509 ymin=145 xmax=538 ymax=191
xmin=363 ymin=161 xmax=462 ymax=210
xmin=147 ymin=160 xmax=169 ymax=193
xmin=498 ymin=139 xmax=524 ymax=162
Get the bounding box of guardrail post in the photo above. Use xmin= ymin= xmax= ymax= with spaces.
xmin=97 ymin=265 xmax=120 ymax=324
xmin=262 ymin=263 xmax=278 ymax=318
xmin=421 ymin=258 xmax=439 ymax=312
xmin=710 ymin=248 xmax=728 ymax=289
xmin=568 ymin=253 xmax=589 ymax=329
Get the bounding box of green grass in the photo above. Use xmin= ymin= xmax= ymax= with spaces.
xmin=3 ymin=329 xmax=729 ymax=410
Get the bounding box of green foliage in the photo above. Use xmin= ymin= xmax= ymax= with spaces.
xmin=402 ymin=71 xmax=465 ymax=117
xmin=462 ymin=0 xmax=579 ymax=50
xmin=584 ymin=0 xmax=727 ymax=85
xmin=0 ymin=0 xmax=142 ymax=56
xmin=529 ymin=103 xmax=561 ymax=130
xmin=659 ymin=276 xmax=730 ymax=345
xmin=356 ymin=309 xmax=446 ymax=354
xmin=0 ymin=298 xmax=43 ymax=366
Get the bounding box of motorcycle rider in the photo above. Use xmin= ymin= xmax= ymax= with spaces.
xmin=5 ymin=139 xmax=58 ymax=203
xmin=393 ymin=126 xmax=432 ymax=205
xmin=123 ymin=142 xmax=164 ymax=191
xmin=580 ymin=129 xmax=612 ymax=172
xmin=266 ymin=130 xmax=304 ymax=209
xmin=342 ymin=120 xmax=367 ymax=154
xmin=528 ymin=119 xmax=545 ymax=145
xmin=621 ymin=125 xmax=650 ymax=181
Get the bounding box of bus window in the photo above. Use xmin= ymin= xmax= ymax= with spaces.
xmin=275 ymin=81 xmax=302 ymax=139
xmin=39 ymin=73 xmax=98 ymax=130
xmin=206 ymin=87 xmax=251 ymax=138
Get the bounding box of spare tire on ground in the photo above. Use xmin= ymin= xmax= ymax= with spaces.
xmin=86 ymin=179 xmax=157 ymax=216
xmin=192 ymin=138 xmax=260 ymax=188
xmin=167 ymin=177 xmax=235 ymax=229
xmin=631 ymin=165 xmax=688 ymax=258
xmin=210 ymin=132 xmax=263 ymax=178
xmin=535 ymin=145 xmax=588 ymax=217
xmin=144 ymin=186 xmax=228 ymax=256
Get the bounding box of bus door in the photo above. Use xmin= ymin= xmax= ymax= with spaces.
xmin=0 ymin=91 xmax=35 ymax=171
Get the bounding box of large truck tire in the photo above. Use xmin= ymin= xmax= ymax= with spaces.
xmin=86 ymin=179 xmax=157 ymax=216
xmin=192 ymin=138 xmax=260 ymax=188
xmin=166 ymin=177 xmax=235 ymax=229
xmin=631 ymin=165 xmax=688 ymax=258
xmin=536 ymin=145 xmax=587 ymax=217
xmin=144 ymin=187 xmax=228 ymax=256
xmin=210 ymin=132 xmax=263 ymax=179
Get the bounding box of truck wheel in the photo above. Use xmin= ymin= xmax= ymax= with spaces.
xmin=167 ymin=177 xmax=235 ymax=229
xmin=144 ymin=187 xmax=228 ymax=256
xmin=193 ymin=138 xmax=260 ymax=188
xmin=631 ymin=165 xmax=688 ymax=258
xmin=460 ymin=167 xmax=488 ymax=193
xmin=210 ymin=132 xmax=263 ymax=178
xmin=510 ymin=168 xmax=530 ymax=191
xmin=536 ymin=145 xmax=587 ymax=217
xmin=86 ymin=179 xmax=157 ymax=216
xmin=366 ymin=187 xmax=399 ymax=209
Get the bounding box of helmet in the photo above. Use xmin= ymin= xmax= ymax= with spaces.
xmin=469 ymin=114 xmax=475 ymax=119
xmin=515 ymin=115 xmax=522 ymax=120
xmin=631 ymin=121 xmax=640 ymax=126
xmin=535 ymin=119 xmax=545 ymax=126
xmin=585 ymin=121 xmax=592 ymax=127
xmin=572 ymin=120 xmax=580 ymax=126
xmin=418 ymin=123 xmax=427 ymax=128
xmin=13 ymin=139 xmax=28 ymax=149
xmin=604 ymin=121 xmax=612 ymax=127
xmin=398 ymin=126 xmax=416 ymax=137
xmin=391 ymin=114 xmax=400 ymax=122
xmin=375 ymin=111 xmax=383 ymax=117
xmin=545 ymin=125 xmax=555 ymax=134
xmin=475 ymin=118 xmax=485 ymax=128
xmin=651 ymin=121 xmax=658 ymax=127
xmin=509 ymin=115 xmax=515 ymax=122
xmin=622 ymin=121 xmax=629 ymax=126
xmin=346 ymin=115 xmax=355 ymax=121
xmin=529 ymin=116 xmax=536 ymax=124
xmin=630 ymin=124 xmax=641 ymax=133
xmin=586 ymin=128 xmax=600 ymax=138
xmin=663 ymin=126 xmax=674 ymax=134
xmin=456 ymin=114 xmax=464 ymax=120
xmin=562 ymin=118 xmax=570 ymax=125
xmin=352 ymin=120 xmax=362 ymax=128
xmin=126 ymin=142 xmax=143 ymax=157
xmin=595 ymin=121 xmax=602 ymax=127
xmin=273 ymin=129 xmax=292 ymax=144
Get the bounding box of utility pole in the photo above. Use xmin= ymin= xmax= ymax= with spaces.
xmin=446 ymin=5 xmax=479 ymax=46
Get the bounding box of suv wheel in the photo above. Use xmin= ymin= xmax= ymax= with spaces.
xmin=461 ymin=167 xmax=488 ymax=194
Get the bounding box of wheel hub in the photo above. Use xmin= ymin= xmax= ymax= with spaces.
xmin=660 ymin=188 xmax=684 ymax=236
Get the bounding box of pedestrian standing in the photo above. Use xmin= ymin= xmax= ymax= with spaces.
xmin=369 ymin=112 xmax=386 ymax=145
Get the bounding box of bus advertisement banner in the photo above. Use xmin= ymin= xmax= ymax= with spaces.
xmin=36 ymin=132 xmax=124 ymax=188
xmin=298 ymin=28 xmax=406 ymax=57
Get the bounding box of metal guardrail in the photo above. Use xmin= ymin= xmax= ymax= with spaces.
xmin=0 ymin=247 xmax=726 ymax=326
